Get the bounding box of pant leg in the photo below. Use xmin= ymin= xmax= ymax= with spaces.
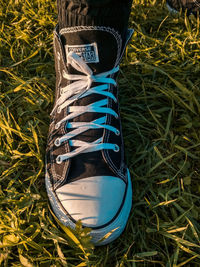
xmin=57 ymin=0 xmax=133 ymax=39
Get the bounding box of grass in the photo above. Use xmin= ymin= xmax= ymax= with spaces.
xmin=0 ymin=0 xmax=200 ymax=266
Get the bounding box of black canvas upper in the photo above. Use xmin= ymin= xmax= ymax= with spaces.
xmin=46 ymin=25 xmax=132 ymax=190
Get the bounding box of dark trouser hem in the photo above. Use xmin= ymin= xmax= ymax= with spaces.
xmin=57 ymin=0 xmax=133 ymax=39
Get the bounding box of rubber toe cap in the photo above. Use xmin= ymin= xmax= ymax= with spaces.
xmin=56 ymin=176 xmax=126 ymax=228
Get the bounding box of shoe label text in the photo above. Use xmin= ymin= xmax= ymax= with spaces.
xmin=65 ymin=43 xmax=99 ymax=64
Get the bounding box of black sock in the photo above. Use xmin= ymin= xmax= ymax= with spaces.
xmin=57 ymin=0 xmax=133 ymax=40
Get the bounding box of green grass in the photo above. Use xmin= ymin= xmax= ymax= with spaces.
xmin=0 ymin=0 xmax=200 ymax=266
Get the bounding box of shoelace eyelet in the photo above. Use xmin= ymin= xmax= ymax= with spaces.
xmin=114 ymin=144 xmax=120 ymax=152
xmin=56 ymin=156 xmax=62 ymax=164
xmin=55 ymin=123 xmax=60 ymax=130
xmin=57 ymin=107 xmax=61 ymax=113
xmin=54 ymin=138 xmax=60 ymax=147
xmin=115 ymin=129 xmax=120 ymax=136
xmin=115 ymin=114 xmax=119 ymax=119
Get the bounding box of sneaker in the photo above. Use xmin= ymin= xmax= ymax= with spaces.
xmin=45 ymin=25 xmax=133 ymax=245
xmin=167 ymin=0 xmax=200 ymax=16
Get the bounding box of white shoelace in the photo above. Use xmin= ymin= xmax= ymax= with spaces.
xmin=52 ymin=51 xmax=120 ymax=164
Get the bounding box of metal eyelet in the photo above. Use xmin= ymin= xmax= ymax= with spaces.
xmin=114 ymin=144 xmax=120 ymax=152
xmin=57 ymin=106 xmax=61 ymax=113
xmin=56 ymin=156 xmax=62 ymax=164
xmin=54 ymin=138 xmax=60 ymax=147
xmin=115 ymin=129 xmax=120 ymax=136
xmin=115 ymin=114 xmax=119 ymax=119
xmin=55 ymin=123 xmax=59 ymax=130
xmin=60 ymin=88 xmax=63 ymax=95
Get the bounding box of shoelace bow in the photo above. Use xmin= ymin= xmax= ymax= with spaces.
xmin=52 ymin=51 xmax=120 ymax=164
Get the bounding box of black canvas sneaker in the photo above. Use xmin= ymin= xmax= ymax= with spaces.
xmin=45 ymin=25 xmax=133 ymax=245
xmin=167 ymin=0 xmax=200 ymax=16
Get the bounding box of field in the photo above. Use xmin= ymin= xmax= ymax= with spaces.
xmin=0 ymin=0 xmax=200 ymax=266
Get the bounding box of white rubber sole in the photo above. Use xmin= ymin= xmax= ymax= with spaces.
xmin=45 ymin=169 xmax=132 ymax=246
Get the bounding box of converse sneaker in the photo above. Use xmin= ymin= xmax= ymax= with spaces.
xmin=167 ymin=0 xmax=200 ymax=16
xmin=45 ymin=25 xmax=133 ymax=245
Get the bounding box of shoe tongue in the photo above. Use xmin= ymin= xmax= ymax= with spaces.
xmin=59 ymin=27 xmax=122 ymax=73
xmin=59 ymin=27 xmax=122 ymax=144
